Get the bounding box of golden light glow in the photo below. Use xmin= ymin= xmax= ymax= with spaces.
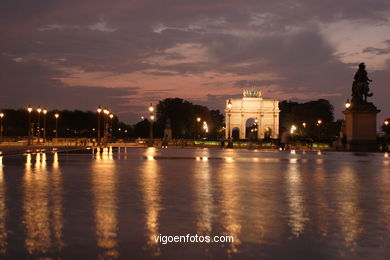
xmin=317 ymin=120 xmax=322 ymax=125
xmin=54 ymin=113 xmax=59 ymax=119
xmin=92 ymin=147 xmax=119 ymax=258
xmin=23 ymin=153 xmax=52 ymax=254
xmin=97 ymin=106 xmax=102 ymax=113
xmin=286 ymin=159 xmax=307 ymax=237
xmin=142 ymin=147 xmax=161 ymax=255
xmin=27 ymin=105 xmax=33 ymax=113
xmin=197 ymin=117 xmax=201 ymax=122
xmin=43 ymin=108 xmax=47 ymax=114
xmin=149 ymin=103 xmax=154 ymax=112
xmin=345 ymin=99 xmax=351 ymax=109
xmin=385 ymin=120 xmax=389 ymax=126
xmin=220 ymin=155 xmax=241 ymax=253
xmin=37 ymin=107 xmax=42 ymax=113
xmin=0 ymin=113 xmax=3 ymax=119
xmin=109 ymin=114 xmax=114 ymax=119
xmin=194 ymin=149 xmax=212 ymax=235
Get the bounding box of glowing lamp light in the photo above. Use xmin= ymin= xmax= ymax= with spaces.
xmin=97 ymin=106 xmax=102 ymax=113
xmin=149 ymin=103 xmax=154 ymax=112
xmin=54 ymin=113 xmax=59 ymax=119
xmin=27 ymin=105 xmax=33 ymax=113
xmin=345 ymin=99 xmax=351 ymax=109
xmin=385 ymin=120 xmax=389 ymax=126
xmin=37 ymin=107 xmax=42 ymax=113
xmin=290 ymin=125 xmax=297 ymax=134
xmin=197 ymin=117 xmax=201 ymax=122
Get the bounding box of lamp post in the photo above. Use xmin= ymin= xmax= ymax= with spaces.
xmin=27 ymin=105 xmax=32 ymax=145
xmin=302 ymin=122 xmax=306 ymax=137
xmin=54 ymin=113 xmax=59 ymax=140
xmin=0 ymin=113 xmax=4 ymax=142
xmin=37 ymin=107 xmax=42 ymax=144
xmin=97 ymin=106 xmax=102 ymax=145
xmin=43 ymin=108 xmax=47 ymax=143
xmin=226 ymin=99 xmax=233 ymax=148
xmin=109 ymin=113 xmax=114 ymax=140
xmin=148 ymin=103 xmax=154 ymax=146
xmin=103 ymin=107 xmax=109 ymax=143
xmin=196 ymin=117 xmax=201 ymax=139
xmin=317 ymin=119 xmax=322 ymax=140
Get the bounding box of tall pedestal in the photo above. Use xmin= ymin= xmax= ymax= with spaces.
xmin=343 ymin=103 xmax=380 ymax=151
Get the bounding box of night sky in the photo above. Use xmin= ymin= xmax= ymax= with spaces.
xmin=1 ymin=0 xmax=389 ymax=124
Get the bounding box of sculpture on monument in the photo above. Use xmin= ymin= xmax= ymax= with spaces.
xmin=344 ymin=62 xmax=380 ymax=151
xmin=351 ymin=63 xmax=373 ymax=104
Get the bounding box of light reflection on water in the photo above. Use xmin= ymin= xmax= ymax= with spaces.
xmin=336 ymin=165 xmax=362 ymax=251
xmin=92 ymin=147 xmax=119 ymax=258
xmin=194 ymin=149 xmax=213 ymax=235
xmin=286 ymin=158 xmax=308 ymax=237
xmin=141 ymin=147 xmax=161 ymax=255
xmin=219 ymin=151 xmax=241 ymax=254
xmin=0 ymin=148 xmax=388 ymax=258
xmin=0 ymin=156 xmax=6 ymax=254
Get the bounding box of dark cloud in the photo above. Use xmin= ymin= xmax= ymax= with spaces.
xmin=1 ymin=0 xmax=390 ymax=123
xmin=0 ymin=56 xmax=139 ymax=122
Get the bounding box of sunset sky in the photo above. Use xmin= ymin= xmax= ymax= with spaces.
xmin=1 ymin=0 xmax=389 ymax=124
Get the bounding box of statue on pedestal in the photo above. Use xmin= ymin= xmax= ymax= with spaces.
xmin=351 ymin=63 xmax=373 ymax=104
xmin=344 ymin=62 xmax=380 ymax=151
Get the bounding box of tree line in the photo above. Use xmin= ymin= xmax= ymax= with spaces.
xmin=0 ymin=98 xmax=344 ymax=141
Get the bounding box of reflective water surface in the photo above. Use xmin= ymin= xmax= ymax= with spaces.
xmin=0 ymin=148 xmax=389 ymax=259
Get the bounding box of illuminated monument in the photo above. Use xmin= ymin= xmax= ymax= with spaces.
xmin=225 ymin=88 xmax=280 ymax=140
xmin=343 ymin=63 xmax=380 ymax=151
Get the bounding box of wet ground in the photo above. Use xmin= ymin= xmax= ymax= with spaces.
xmin=0 ymin=147 xmax=389 ymax=259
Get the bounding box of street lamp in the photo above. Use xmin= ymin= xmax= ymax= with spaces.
xmin=27 ymin=105 xmax=32 ymax=145
xmin=148 ymin=103 xmax=154 ymax=146
xmin=55 ymin=113 xmax=59 ymax=140
xmin=43 ymin=107 xmax=47 ymax=143
xmin=97 ymin=106 xmax=102 ymax=145
xmin=290 ymin=124 xmax=297 ymax=134
xmin=317 ymin=119 xmax=322 ymax=140
xmin=109 ymin=114 xmax=114 ymax=139
xmin=226 ymin=99 xmax=233 ymax=148
xmin=103 ymin=107 xmax=109 ymax=141
xmin=345 ymin=99 xmax=351 ymax=109
xmin=196 ymin=117 xmax=201 ymax=139
xmin=0 ymin=112 xmax=4 ymax=142
xmin=203 ymin=121 xmax=208 ymax=133
xmin=37 ymin=107 xmax=42 ymax=144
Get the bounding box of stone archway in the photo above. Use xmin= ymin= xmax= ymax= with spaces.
xmin=226 ymin=89 xmax=280 ymax=140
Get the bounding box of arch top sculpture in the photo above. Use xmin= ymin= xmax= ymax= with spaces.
xmin=225 ymin=88 xmax=280 ymax=140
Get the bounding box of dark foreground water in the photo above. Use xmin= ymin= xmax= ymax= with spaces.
xmin=0 ymin=147 xmax=389 ymax=259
